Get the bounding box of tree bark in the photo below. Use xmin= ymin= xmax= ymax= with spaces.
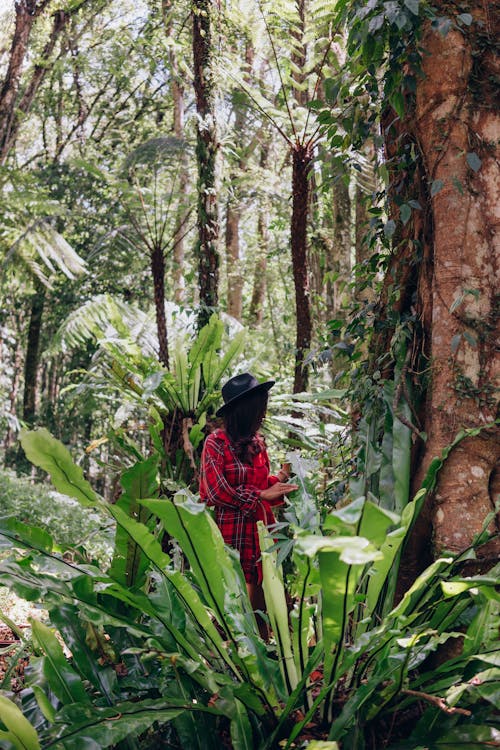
xmin=192 ymin=0 xmax=219 ymax=328
xmin=291 ymin=144 xmax=313 ymax=393
xmin=384 ymin=4 xmax=500 ymax=591
xmin=411 ymin=5 xmax=499 ymax=559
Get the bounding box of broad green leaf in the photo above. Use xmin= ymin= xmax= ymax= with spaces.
xmin=0 ymin=695 xmax=41 ymax=750
xmin=390 ymin=90 xmax=405 ymax=118
xmin=318 ymin=549 xmax=365 ymax=687
xmin=53 ymin=699 xmax=207 ymax=749
xmin=384 ymin=219 xmax=396 ymax=239
xmin=259 ymin=521 xmax=299 ymax=694
xmin=390 ymin=558 xmax=453 ymax=619
xmin=323 ymin=496 xmax=365 ymax=532
xmin=427 ymin=725 xmax=500 ymax=749
xmin=109 ymin=454 xmax=159 ymax=589
xmin=143 ymin=496 xmax=281 ymax=700
xmin=365 ymin=524 xmax=408 ymax=615
xmin=169 ymin=672 xmax=219 ymax=750
xmin=431 ymin=179 xmax=444 ymax=197
xmin=49 ymin=604 xmax=117 ymax=702
xmin=143 ymin=494 xmax=246 ymax=621
xmin=108 ymin=502 xmax=243 ymax=675
xmin=31 ymin=620 xmax=90 ymax=705
xmin=20 ymin=429 xmax=98 ymax=507
xmin=358 ymin=500 xmax=399 ymax=547
xmin=32 ymin=686 xmax=56 ymax=723
xmin=400 ymin=203 xmax=411 ymax=224
xmin=0 ymin=517 xmax=53 ymax=554
xmin=229 ymin=699 xmax=254 ymax=750
xmin=404 ymin=0 xmax=419 ymax=14
xmin=295 ymin=534 xmax=383 ymax=565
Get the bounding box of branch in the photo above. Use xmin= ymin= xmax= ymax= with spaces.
xmin=402 ymin=689 xmax=472 ymax=716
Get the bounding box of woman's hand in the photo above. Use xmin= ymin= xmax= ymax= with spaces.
xmin=260 ymin=482 xmax=298 ymax=503
xmin=277 ymin=462 xmax=292 ymax=481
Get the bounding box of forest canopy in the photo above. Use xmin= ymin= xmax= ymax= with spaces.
xmin=0 ymin=0 xmax=498 ymax=748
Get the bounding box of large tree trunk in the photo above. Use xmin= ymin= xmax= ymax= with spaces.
xmin=192 ymin=0 xmax=219 ymax=328
xmin=384 ymin=4 xmax=500 ymax=590
xmin=411 ymin=5 xmax=499 ymax=561
xmin=291 ymin=144 xmax=313 ymax=393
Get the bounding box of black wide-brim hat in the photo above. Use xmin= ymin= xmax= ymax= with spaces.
xmin=216 ymin=372 xmax=275 ymax=417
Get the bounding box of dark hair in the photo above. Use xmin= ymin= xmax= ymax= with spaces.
xmin=223 ymin=389 xmax=269 ymax=463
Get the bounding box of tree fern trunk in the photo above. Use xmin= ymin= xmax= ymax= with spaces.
xmin=151 ymin=244 xmax=169 ymax=369
xmin=291 ymin=144 xmax=313 ymax=393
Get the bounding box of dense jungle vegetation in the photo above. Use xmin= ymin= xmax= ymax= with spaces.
xmin=0 ymin=0 xmax=498 ymax=748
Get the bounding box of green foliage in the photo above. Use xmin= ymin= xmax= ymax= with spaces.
xmin=0 ymin=469 xmax=112 ymax=563
xmin=0 ymin=427 xmax=497 ymax=749
xmin=0 ymin=694 xmax=41 ymax=750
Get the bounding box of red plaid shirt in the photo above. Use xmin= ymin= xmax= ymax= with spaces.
xmin=199 ymin=429 xmax=280 ymax=583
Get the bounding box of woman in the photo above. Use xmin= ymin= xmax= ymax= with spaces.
xmin=199 ymin=372 xmax=297 ymax=639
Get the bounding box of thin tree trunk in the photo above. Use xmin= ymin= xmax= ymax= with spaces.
xmin=248 ymin=137 xmax=271 ymax=327
xmin=163 ymin=0 xmax=189 ymax=303
xmin=192 ymin=0 xmax=219 ymax=328
xmin=22 ymin=282 xmax=46 ymax=426
xmin=4 ymin=315 xmax=23 ymax=452
xmin=171 ymin=74 xmax=188 ymax=305
xmin=329 ymin=162 xmax=351 ymax=320
xmin=248 ymin=212 xmax=269 ymax=328
xmin=225 ymin=199 xmax=243 ymax=320
xmin=291 ymin=144 xmax=313 ymax=393
xmin=0 ymin=0 xmax=38 ymax=161
xmin=0 ymin=1 xmax=69 ymax=163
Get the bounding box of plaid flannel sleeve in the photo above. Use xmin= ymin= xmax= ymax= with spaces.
xmin=200 ymin=435 xmax=261 ymax=516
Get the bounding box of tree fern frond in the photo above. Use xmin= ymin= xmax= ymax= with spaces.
xmin=123 ymin=136 xmax=190 ymax=172
xmin=4 ymin=219 xmax=86 ymax=285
